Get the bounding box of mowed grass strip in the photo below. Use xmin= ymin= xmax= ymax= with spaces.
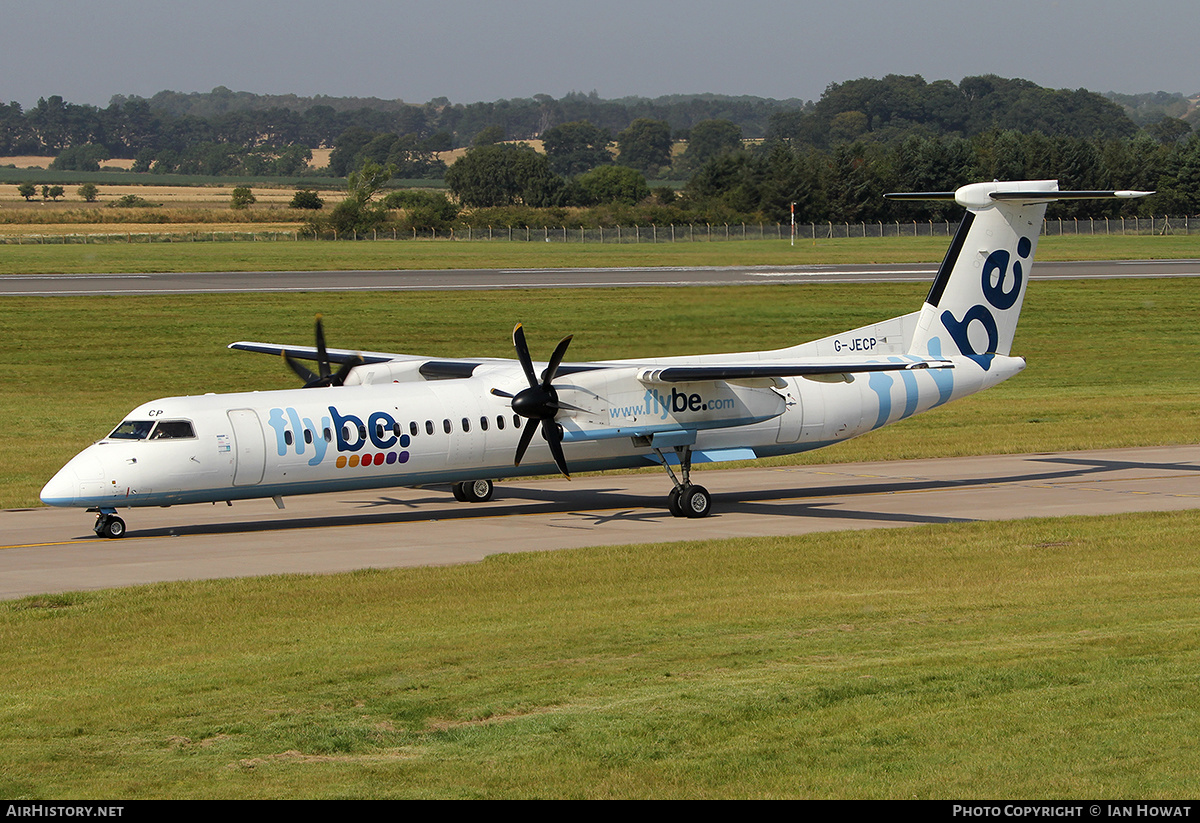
xmin=3 ymin=278 xmax=1198 ymax=508
xmin=0 ymin=234 xmax=1197 ymax=274
xmin=2 ymin=510 xmax=1199 ymax=798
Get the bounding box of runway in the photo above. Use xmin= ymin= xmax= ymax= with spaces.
xmin=2 ymin=259 xmax=1198 ymax=295
xmin=3 ymin=444 xmax=1197 ymax=600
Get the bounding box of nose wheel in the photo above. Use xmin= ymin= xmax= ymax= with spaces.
xmin=656 ymin=445 xmax=712 ymax=518
xmin=93 ymin=512 xmax=127 ymax=539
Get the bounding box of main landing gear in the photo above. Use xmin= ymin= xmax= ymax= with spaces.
xmin=655 ymin=445 xmax=712 ymax=518
xmin=91 ymin=508 xmax=127 ymax=539
xmin=452 ymin=479 xmax=494 ymax=503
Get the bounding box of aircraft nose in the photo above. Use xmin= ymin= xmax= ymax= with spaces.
xmin=40 ymin=464 xmax=79 ymax=506
xmin=40 ymin=452 xmax=106 ymax=507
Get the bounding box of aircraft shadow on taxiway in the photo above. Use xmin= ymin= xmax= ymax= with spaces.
xmin=78 ymin=455 xmax=1197 ymax=540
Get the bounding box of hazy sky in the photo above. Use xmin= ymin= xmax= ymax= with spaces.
xmin=4 ymin=0 xmax=1197 ymax=109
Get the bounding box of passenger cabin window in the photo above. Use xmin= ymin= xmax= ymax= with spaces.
xmin=425 ymin=420 xmax=434 ymax=435
xmin=462 ymin=417 xmax=470 ymax=433
xmin=443 ymin=419 xmax=452 ymax=434
xmin=109 ymin=420 xmax=154 ymax=440
xmin=410 ymin=421 xmax=419 ymax=437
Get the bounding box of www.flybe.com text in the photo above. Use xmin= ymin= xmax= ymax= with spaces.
xmin=609 ymin=388 xmax=736 ymax=420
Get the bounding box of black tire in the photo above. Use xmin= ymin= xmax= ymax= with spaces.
xmin=683 ymin=485 xmax=711 ymax=518
xmin=667 ymin=486 xmax=685 ymax=517
xmin=102 ymin=516 xmax=127 ymax=539
xmin=465 ymin=479 xmax=494 ymax=503
xmin=451 ymin=482 xmax=469 ymax=502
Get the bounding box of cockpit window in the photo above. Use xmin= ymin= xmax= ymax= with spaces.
xmin=109 ymin=420 xmax=154 ymax=440
xmin=149 ymin=420 xmax=196 ymax=439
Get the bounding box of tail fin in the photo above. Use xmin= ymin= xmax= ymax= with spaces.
xmin=889 ymin=181 xmax=1152 ymax=366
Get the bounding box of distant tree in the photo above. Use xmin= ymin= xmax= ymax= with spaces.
xmin=421 ymin=131 xmax=453 ymax=153
xmin=616 ymin=118 xmax=673 ymax=174
xmin=77 ymin=182 xmax=99 ymax=202
xmin=230 ymin=187 xmax=256 ymax=209
xmin=110 ymin=193 xmax=157 ymax=208
xmin=1147 ymin=116 xmax=1192 ymax=145
xmin=17 ymin=182 xmax=36 ymax=201
xmin=322 ymin=159 xmax=395 ymax=235
xmin=472 ymin=124 xmax=506 ymax=147
xmin=445 ymin=143 xmax=563 ymax=207
xmin=289 ymin=189 xmax=324 ymax=209
xmin=681 ymin=119 xmax=742 ymax=169
xmin=382 ymin=190 xmax=459 ymax=230
xmin=49 ymin=143 xmax=110 ymax=172
xmin=576 ymin=165 xmax=650 ymax=205
xmin=541 ymin=120 xmax=612 ymax=177
xmin=46 ymin=185 xmax=64 ymax=201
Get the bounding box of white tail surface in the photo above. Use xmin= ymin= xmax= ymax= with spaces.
xmin=895 ymin=180 xmax=1152 ymax=367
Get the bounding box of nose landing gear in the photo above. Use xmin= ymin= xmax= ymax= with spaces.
xmin=91 ymin=509 xmax=127 ymax=539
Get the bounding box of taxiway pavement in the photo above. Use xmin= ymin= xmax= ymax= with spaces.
xmin=2 ymin=445 xmax=1197 ymax=600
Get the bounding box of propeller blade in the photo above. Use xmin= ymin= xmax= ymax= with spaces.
xmin=283 ymin=353 xmax=320 ymax=385
xmin=279 ymin=316 xmax=360 ymax=388
xmin=542 ymin=335 xmax=573 ymax=386
xmin=513 ymin=323 xmax=538 ymax=388
xmin=514 ymin=418 xmax=539 ymax=467
xmin=500 ymin=324 xmax=574 ymax=477
xmin=542 ymin=420 xmax=571 ymax=478
xmin=314 ymin=315 xmax=331 ymax=381
xmin=331 ymin=355 xmax=363 ymax=385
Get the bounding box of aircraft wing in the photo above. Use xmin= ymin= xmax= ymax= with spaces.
xmin=228 ymin=341 xmax=397 ymax=365
xmin=636 ymin=359 xmax=954 ymax=384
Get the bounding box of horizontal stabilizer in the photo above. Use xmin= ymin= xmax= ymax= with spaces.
xmin=885 ymin=183 xmax=1154 ymax=208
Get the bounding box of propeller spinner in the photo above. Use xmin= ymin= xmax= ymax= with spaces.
xmin=282 ymin=315 xmax=362 ymax=388
xmin=491 ymin=324 xmax=578 ymax=478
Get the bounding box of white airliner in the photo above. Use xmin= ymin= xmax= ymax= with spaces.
xmin=41 ymin=180 xmax=1151 ymax=538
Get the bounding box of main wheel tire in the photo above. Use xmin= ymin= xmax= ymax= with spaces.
xmin=667 ymin=486 xmax=685 ymax=517
xmin=451 ymin=482 xmax=469 ymax=502
xmin=102 ymin=516 xmax=127 ymax=539
xmin=465 ymin=479 xmax=494 ymax=503
xmin=683 ymin=485 xmax=711 ymax=518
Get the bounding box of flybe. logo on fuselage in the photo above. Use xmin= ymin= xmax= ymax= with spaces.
xmin=267 ymin=406 xmax=410 ymax=469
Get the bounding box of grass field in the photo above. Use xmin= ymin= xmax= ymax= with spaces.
xmin=0 ymin=233 xmax=1197 ymax=275
xmin=3 ymin=511 xmax=1199 ymax=798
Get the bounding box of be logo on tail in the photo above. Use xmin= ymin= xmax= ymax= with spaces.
xmin=890 ymin=181 xmax=1153 ymax=368
xmin=941 ymin=235 xmax=1033 ymax=367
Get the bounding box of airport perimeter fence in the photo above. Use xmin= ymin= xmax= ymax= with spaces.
xmin=1 ymin=214 xmax=1194 ymax=244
